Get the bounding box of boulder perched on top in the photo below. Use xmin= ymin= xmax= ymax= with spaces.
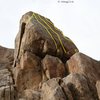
xmin=14 ymin=11 xmax=79 ymax=67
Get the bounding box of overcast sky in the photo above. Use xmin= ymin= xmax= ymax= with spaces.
xmin=0 ymin=0 xmax=100 ymax=60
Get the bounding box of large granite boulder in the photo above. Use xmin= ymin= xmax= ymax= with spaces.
xmin=14 ymin=11 xmax=79 ymax=67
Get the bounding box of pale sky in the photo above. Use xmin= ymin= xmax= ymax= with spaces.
xmin=0 ymin=0 xmax=100 ymax=60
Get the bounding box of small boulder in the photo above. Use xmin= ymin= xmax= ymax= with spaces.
xmin=41 ymin=78 xmax=67 ymax=100
xmin=0 ymin=46 xmax=14 ymax=70
xmin=42 ymin=55 xmax=67 ymax=81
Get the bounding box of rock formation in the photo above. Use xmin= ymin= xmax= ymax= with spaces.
xmin=0 ymin=46 xmax=14 ymax=70
xmin=0 ymin=11 xmax=100 ymax=100
xmin=0 ymin=46 xmax=17 ymax=100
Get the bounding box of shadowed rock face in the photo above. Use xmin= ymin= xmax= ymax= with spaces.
xmin=0 ymin=11 xmax=100 ymax=100
xmin=0 ymin=46 xmax=14 ymax=70
xmin=0 ymin=46 xmax=17 ymax=100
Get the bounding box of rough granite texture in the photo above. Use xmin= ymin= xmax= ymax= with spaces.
xmin=0 ymin=11 xmax=100 ymax=100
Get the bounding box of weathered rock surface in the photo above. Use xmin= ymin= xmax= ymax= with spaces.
xmin=41 ymin=73 xmax=99 ymax=100
xmin=13 ymin=11 xmax=78 ymax=95
xmin=18 ymin=89 xmax=41 ymax=100
xmin=13 ymin=51 xmax=42 ymax=92
xmin=42 ymin=55 xmax=67 ymax=80
xmin=0 ymin=69 xmax=17 ymax=100
xmin=67 ymin=52 xmax=100 ymax=83
xmin=96 ymin=81 xmax=100 ymax=99
xmin=14 ymin=11 xmax=79 ymax=68
xmin=0 ymin=46 xmax=16 ymax=99
xmin=0 ymin=46 xmax=14 ymax=69
xmin=0 ymin=11 xmax=100 ymax=100
xmin=62 ymin=73 xmax=98 ymax=100
xmin=41 ymin=78 xmax=66 ymax=100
